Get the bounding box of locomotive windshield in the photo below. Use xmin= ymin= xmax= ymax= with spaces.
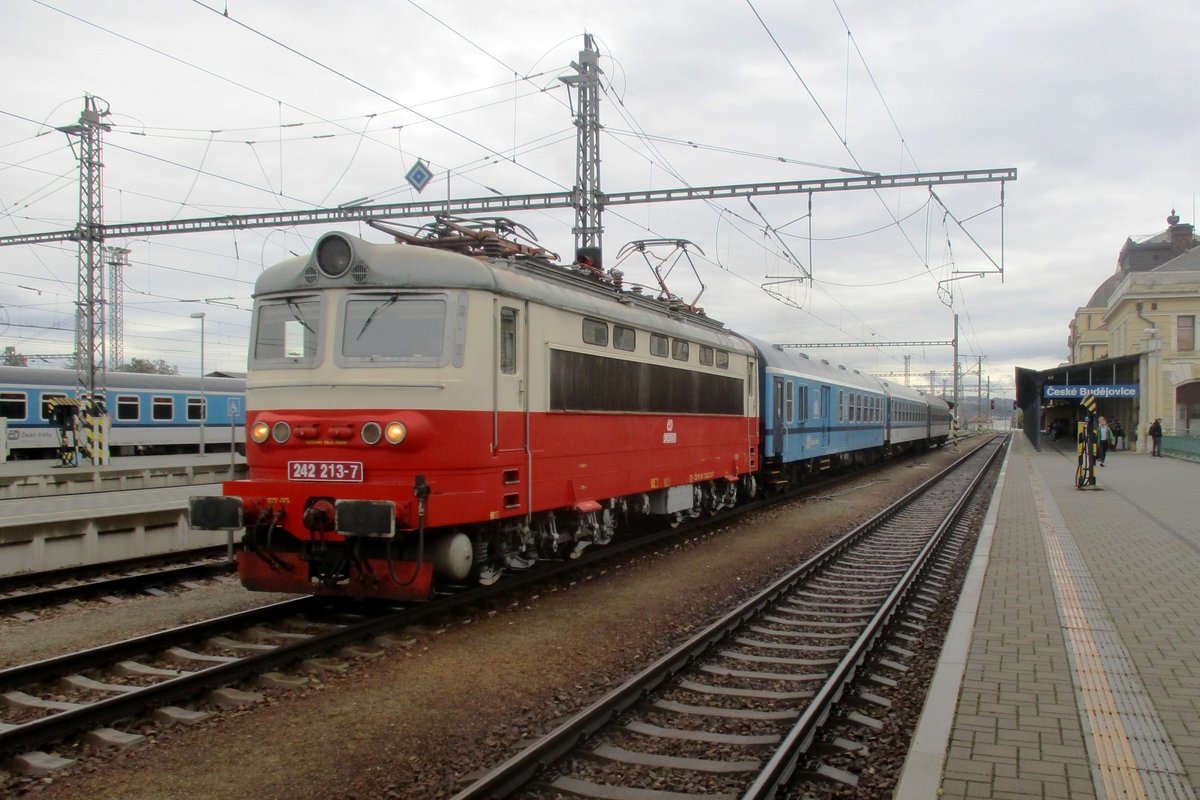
xmin=253 ymin=297 xmax=321 ymax=365
xmin=341 ymin=295 xmax=447 ymax=362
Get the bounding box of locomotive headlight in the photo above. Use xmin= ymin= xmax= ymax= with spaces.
xmin=250 ymin=421 xmax=270 ymax=444
xmin=384 ymin=421 xmax=407 ymax=445
xmin=315 ymin=235 xmax=352 ymax=278
xmin=271 ymin=420 xmax=292 ymax=444
xmin=360 ymin=421 xmax=383 ymax=445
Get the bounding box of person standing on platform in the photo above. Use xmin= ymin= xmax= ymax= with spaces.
xmin=1111 ymin=419 xmax=1124 ymax=450
xmin=1148 ymin=418 xmax=1163 ymax=457
xmin=1097 ymin=416 xmax=1110 ymax=466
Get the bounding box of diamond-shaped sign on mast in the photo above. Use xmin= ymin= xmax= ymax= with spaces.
xmin=406 ymin=160 xmax=433 ymax=193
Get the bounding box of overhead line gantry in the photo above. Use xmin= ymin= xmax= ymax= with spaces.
xmin=0 ymin=168 xmax=1016 ymax=247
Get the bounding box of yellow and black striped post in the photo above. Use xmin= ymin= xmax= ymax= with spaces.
xmin=79 ymin=394 xmax=111 ymax=466
xmin=1076 ymin=393 xmax=1098 ymax=489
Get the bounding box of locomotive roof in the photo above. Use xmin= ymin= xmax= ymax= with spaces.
xmin=257 ymin=233 xmax=755 ymax=354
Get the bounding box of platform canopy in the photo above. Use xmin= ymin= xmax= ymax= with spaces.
xmin=1014 ymin=354 xmax=1141 ymax=448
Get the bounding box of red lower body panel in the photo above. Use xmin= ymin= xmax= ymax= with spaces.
xmin=238 ymin=550 xmax=434 ymax=602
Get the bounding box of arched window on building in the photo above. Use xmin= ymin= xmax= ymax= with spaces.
xmin=1177 ymin=381 xmax=1200 ymax=434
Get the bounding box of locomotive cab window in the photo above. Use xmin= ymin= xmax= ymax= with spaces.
xmin=152 ymin=396 xmax=173 ymax=421
xmin=343 ymin=294 xmax=448 ymax=363
xmin=582 ymin=318 xmax=608 ymax=346
xmin=650 ymin=334 xmax=669 ymax=358
xmin=716 ymin=350 xmax=729 ymax=369
xmin=116 ymin=395 xmax=140 ymax=421
xmin=1 ymin=391 xmax=27 ymax=421
xmin=253 ymin=296 xmax=321 ymax=365
xmin=699 ymin=346 xmax=714 ymax=366
xmin=671 ymin=339 xmax=689 ymax=362
xmin=187 ymin=397 xmax=206 ymax=422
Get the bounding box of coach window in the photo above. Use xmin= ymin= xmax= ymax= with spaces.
xmin=650 ymin=333 xmax=669 ymax=357
xmin=699 ymin=345 xmax=714 ymax=366
xmin=41 ymin=393 xmax=67 ymax=421
xmin=838 ymin=390 xmax=845 ymax=422
xmin=785 ymin=382 xmax=795 ymax=422
xmin=716 ymin=349 xmax=729 ymax=369
xmin=582 ymin=318 xmax=608 ymax=347
xmin=116 ymin=395 xmax=140 ymax=421
xmin=152 ymin=396 xmax=173 ymax=421
xmin=797 ymin=386 xmax=808 ymax=421
xmin=613 ymin=324 xmax=636 ymax=352
xmin=187 ymin=397 xmax=206 ymax=422
xmin=671 ymin=339 xmax=690 ymax=361
xmin=500 ymin=307 xmax=518 ymax=374
xmin=1 ymin=392 xmax=26 ymax=420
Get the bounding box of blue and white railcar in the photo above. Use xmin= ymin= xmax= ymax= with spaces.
xmin=0 ymin=367 xmax=246 ymax=458
xmin=881 ymin=380 xmax=951 ymax=451
xmin=754 ymin=340 xmax=888 ymax=484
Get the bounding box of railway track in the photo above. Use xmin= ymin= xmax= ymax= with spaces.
xmin=0 ymin=441 xmax=988 ymax=778
xmin=450 ymin=434 xmax=1007 ymax=799
xmin=0 ymin=506 xmax=740 ymax=766
xmin=0 ymin=548 xmax=235 ymax=615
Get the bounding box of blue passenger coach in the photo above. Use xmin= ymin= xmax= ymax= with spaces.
xmin=752 ymin=340 xmax=950 ymax=488
xmin=0 ymin=367 xmax=246 ymax=458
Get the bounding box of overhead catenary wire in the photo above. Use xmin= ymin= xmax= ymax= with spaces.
xmin=2 ymin=6 xmax=989 ymax=382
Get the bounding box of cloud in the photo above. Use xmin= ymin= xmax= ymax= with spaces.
xmin=1 ymin=1 xmax=1196 ymax=394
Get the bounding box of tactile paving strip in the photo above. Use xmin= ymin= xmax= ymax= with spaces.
xmin=1029 ymin=460 xmax=1195 ymax=800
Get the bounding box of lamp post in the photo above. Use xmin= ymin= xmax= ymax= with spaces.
xmin=190 ymin=311 xmax=206 ymax=456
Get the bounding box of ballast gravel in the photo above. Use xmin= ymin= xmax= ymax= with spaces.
xmin=1 ymin=443 xmax=976 ymax=800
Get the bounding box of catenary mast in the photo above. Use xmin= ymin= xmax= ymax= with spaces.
xmin=560 ymin=33 xmax=604 ymax=264
xmin=58 ymin=95 xmax=111 ymax=403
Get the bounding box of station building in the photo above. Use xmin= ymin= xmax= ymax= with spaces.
xmin=1017 ymin=211 xmax=1200 ymax=456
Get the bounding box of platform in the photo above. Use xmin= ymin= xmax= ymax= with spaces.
xmin=0 ymin=451 xmax=243 ymax=478
xmin=0 ymin=452 xmax=245 ymax=501
xmin=897 ymin=435 xmax=1200 ymax=798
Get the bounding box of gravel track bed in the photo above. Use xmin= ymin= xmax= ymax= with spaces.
xmin=2 ymin=444 xmax=978 ymax=799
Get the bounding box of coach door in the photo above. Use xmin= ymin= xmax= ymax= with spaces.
xmin=772 ymin=377 xmax=785 ymax=457
xmin=494 ymin=302 xmax=529 ymax=455
xmin=820 ymin=386 xmax=831 ymax=447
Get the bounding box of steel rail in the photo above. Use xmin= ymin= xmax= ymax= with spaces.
xmin=0 ymin=498 xmax=749 ymax=759
xmin=741 ymin=435 xmax=1006 ymax=798
xmin=0 ymin=556 xmax=233 ymax=614
xmin=0 ymin=445 xmax=965 ymax=762
xmin=448 ymin=436 xmax=1004 ymax=799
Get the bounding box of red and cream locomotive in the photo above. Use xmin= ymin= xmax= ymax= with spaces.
xmin=190 ymin=219 xmax=760 ymax=600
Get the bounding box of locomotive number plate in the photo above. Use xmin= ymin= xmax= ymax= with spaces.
xmin=288 ymin=460 xmax=364 ymax=482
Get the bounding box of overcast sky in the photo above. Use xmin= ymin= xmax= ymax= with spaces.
xmin=2 ymin=0 xmax=1197 ymax=397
